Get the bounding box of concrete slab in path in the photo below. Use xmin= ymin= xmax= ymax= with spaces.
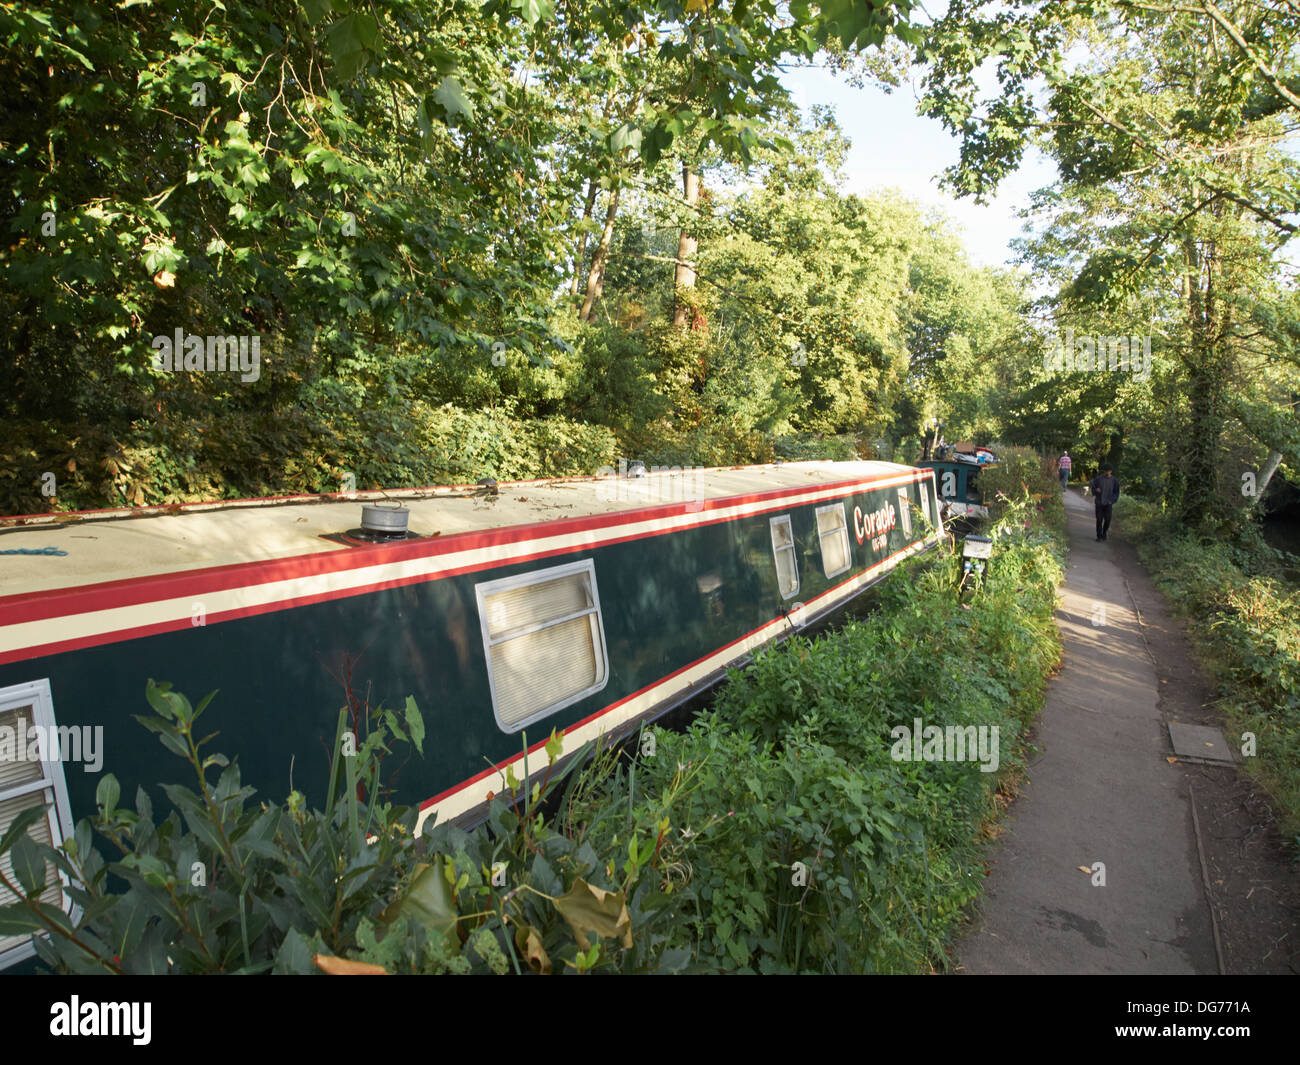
xmin=956 ymin=490 xmax=1218 ymax=974
xmin=1168 ymin=722 xmax=1238 ymax=765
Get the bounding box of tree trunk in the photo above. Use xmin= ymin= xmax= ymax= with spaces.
xmin=579 ymin=184 xmax=621 ymax=322
xmin=1256 ymin=450 xmax=1284 ymax=501
xmin=568 ymin=178 xmax=599 ymax=297
xmin=672 ymin=162 xmax=700 ymax=329
xmin=1180 ymin=234 xmax=1229 ymax=526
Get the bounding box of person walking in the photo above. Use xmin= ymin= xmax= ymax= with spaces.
xmin=1090 ymin=464 xmax=1120 ymax=541
xmin=1057 ymin=450 xmax=1072 ymax=487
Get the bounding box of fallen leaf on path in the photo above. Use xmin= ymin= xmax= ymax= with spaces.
xmin=313 ymin=954 xmax=388 ymax=975
xmin=1076 ymin=865 xmax=1092 ymax=874
xmin=1166 ymin=756 xmax=1178 ymax=763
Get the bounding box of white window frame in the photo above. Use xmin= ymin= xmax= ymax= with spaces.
xmin=815 ymin=502 xmax=853 ymax=579
xmin=897 ymin=487 xmax=912 ymax=537
xmin=475 ymin=559 xmax=610 ymax=734
xmin=769 ymin=515 xmax=800 ymax=599
xmin=918 ymin=481 xmax=931 ymax=527
xmin=0 ymin=679 xmax=75 ymax=970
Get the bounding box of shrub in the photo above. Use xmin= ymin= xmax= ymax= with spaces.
xmin=1121 ymin=497 xmax=1300 ymax=839
xmin=0 ymin=683 xmax=692 ymax=974
xmin=772 ymin=433 xmax=859 ymax=462
xmin=624 ymin=493 xmax=1065 ymax=972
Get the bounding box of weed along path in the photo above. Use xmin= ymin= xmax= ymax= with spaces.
xmin=957 ymin=490 xmax=1219 ymax=974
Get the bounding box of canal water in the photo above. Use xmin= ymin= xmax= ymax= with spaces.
xmin=1262 ymin=514 xmax=1300 ymax=584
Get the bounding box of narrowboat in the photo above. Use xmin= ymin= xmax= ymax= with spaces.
xmin=0 ymin=460 xmax=942 ymax=969
xmin=919 ymin=450 xmax=995 ymax=521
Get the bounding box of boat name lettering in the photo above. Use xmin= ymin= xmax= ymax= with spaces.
xmin=853 ymin=502 xmax=897 ymax=546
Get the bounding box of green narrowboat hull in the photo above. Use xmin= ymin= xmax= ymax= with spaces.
xmin=0 ymin=462 xmax=940 ymax=968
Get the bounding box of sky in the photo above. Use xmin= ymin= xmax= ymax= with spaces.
xmin=780 ymin=63 xmax=1059 ymax=270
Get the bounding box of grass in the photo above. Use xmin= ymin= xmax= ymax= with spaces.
xmin=1119 ymin=497 xmax=1300 ymax=846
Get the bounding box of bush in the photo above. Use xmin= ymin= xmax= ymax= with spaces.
xmin=0 ymin=403 xmax=620 ymax=513
xmin=772 ymin=433 xmax=859 ymax=462
xmin=1121 ymin=498 xmax=1300 ymax=839
xmin=0 ymin=683 xmax=692 ymax=974
xmin=979 ymin=443 xmax=1066 ymax=538
xmin=625 ymin=493 xmax=1065 ymax=972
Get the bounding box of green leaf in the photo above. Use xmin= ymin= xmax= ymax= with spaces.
xmin=515 ymin=0 xmax=554 ymax=28
xmin=433 ymin=76 xmax=475 ymax=121
xmin=380 ymin=859 xmax=458 ymax=950
xmin=354 ymin=12 xmax=378 ymax=49
xmin=0 ymin=903 xmax=49 ymax=936
xmin=111 ymin=891 xmax=154 ymax=960
xmin=132 ymin=716 xmax=190 ymax=760
xmin=300 ymin=0 xmax=332 ymax=27
xmin=610 ymin=123 xmax=642 ymax=156
xmin=96 ymin=775 xmax=120 ymax=815
xmin=144 ymin=679 xmax=179 ymax=720
xmin=10 ymin=833 xmax=46 ymax=895
xmin=403 ymin=696 xmax=425 ymax=755
xmin=123 ymin=921 xmax=171 ymax=974
xmin=159 ymin=785 xmax=229 ymax=856
xmin=274 ymin=927 xmax=323 ymax=974
xmin=327 ymin=14 xmax=364 ymax=58
xmin=0 ymin=804 xmax=48 ymax=857
xmin=656 ymin=946 xmax=693 ymax=972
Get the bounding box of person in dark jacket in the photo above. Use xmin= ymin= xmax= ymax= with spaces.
xmin=1090 ymin=465 xmax=1120 ymax=541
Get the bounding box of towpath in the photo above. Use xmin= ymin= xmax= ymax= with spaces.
xmin=955 ymin=488 xmax=1297 ymax=974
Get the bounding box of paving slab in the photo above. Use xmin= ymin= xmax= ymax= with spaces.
xmin=956 ymin=489 xmax=1217 ymax=974
xmin=1168 ymin=722 xmax=1238 ymax=765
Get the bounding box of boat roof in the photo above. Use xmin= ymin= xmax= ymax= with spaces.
xmin=0 ymin=461 xmax=924 ymax=599
xmin=919 ymin=457 xmax=994 ymax=468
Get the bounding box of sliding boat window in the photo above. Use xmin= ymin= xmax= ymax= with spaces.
xmin=815 ymin=503 xmax=852 ymax=579
xmin=897 ymin=487 xmax=912 ymax=536
xmin=0 ymin=680 xmax=73 ymax=970
xmin=769 ymin=515 xmax=799 ymax=599
xmin=475 ymin=560 xmax=609 ymax=733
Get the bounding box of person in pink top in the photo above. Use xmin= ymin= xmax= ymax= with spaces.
xmin=1057 ymin=451 xmax=1072 ymax=486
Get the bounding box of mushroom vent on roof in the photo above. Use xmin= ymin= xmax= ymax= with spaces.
xmin=328 ymin=503 xmax=420 ymax=545
xmin=361 ymin=503 xmax=410 ymax=536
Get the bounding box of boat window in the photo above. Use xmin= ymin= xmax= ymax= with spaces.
xmin=475 ymin=560 xmax=609 ymax=733
xmin=918 ymin=481 xmax=931 ymax=526
xmin=769 ymin=515 xmax=799 ymax=598
xmin=0 ymin=680 xmax=74 ymax=970
xmin=815 ymin=503 xmax=852 ymax=578
xmin=897 ymin=487 xmax=912 ymax=536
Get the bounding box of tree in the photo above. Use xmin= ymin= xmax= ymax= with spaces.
xmin=919 ymin=0 xmax=1300 ymax=521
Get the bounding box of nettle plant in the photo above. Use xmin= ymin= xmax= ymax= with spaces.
xmin=0 ymin=681 xmax=694 ymax=974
